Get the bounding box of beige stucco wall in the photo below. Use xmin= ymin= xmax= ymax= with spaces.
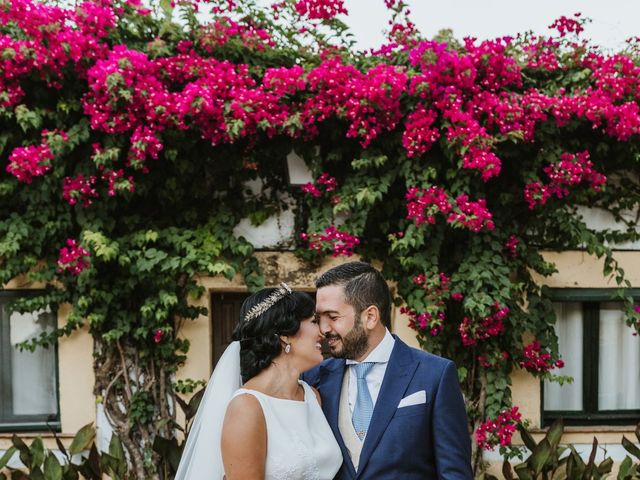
xmin=3 ymin=250 xmax=638 ymax=462
xmin=500 ymin=250 xmax=640 ymax=472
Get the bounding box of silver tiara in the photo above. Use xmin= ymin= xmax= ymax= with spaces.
xmin=243 ymin=282 xmax=292 ymax=323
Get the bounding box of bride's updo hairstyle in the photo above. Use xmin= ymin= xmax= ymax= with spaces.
xmin=232 ymin=286 xmax=315 ymax=383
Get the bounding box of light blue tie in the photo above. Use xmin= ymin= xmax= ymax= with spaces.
xmin=352 ymin=362 xmax=375 ymax=441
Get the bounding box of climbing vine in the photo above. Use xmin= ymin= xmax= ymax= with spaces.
xmin=1 ymin=0 xmax=639 ymax=475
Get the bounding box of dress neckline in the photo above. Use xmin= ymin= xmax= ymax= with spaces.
xmin=238 ymin=380 xmax=307 ymax=403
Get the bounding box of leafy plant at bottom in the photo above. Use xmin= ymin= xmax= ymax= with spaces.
xmin=152 ymin=384 xmax=206 ymax=477
xmin=617 ymin=423 xmax=640 ymax=480
xmin=0 ymin=423 xmax=128 ymax=480
xmin=500 ymin=418 xmax=616 ymax=480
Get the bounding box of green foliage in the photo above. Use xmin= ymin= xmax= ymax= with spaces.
xmin=500 ymin=419 xmax=627 ymax=480
xmin=618 ymin=424 xmax=640 ymax=480
xmin=152 ymin=385 xmax=207 ymax=477
xmin=0 ymin=423 xmax=128 ymax=480
xmin=2 ymin=0 xmax=640 ymax=477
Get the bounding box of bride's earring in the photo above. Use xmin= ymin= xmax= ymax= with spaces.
xmin=284 ymin=343 xmax=291 ymax=354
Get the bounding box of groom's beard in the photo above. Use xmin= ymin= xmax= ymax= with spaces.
xmin=326 ymin=316 xmax=368 ymax=360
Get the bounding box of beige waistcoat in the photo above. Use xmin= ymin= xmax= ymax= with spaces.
xmin=338 ymin=370 xmax=365 ymax=471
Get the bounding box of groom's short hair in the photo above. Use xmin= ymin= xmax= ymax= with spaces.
xmin=316 ymin=261 xmax=391 ymax=328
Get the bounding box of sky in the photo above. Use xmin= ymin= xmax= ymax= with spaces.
xmin=340 ymin=0 xmax=639 ymax=52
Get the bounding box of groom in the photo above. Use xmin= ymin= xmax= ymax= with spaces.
xmin=303 ymin=261 xmax=473 ymax=479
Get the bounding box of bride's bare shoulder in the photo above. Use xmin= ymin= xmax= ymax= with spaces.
xmin=222 ymin=393 xmax=267 ymax=478
xmin=222 ymin=393 xmax=266 ymax=451
xmin=224 ymin=392 xmax=264 ymax=424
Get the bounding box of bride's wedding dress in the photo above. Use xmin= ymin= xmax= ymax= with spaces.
xmin=174 ymin=342 xmax=342 ymax=480
xmin=232 ymin=381 xmax=342 ymax=480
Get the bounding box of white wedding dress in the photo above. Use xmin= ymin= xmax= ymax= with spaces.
xmin=174 ymin=342 xmax=342 ymax=480
xmin=232 ymin=380 xmax=343 ymax=480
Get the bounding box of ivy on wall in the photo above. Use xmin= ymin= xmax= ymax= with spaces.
xmin=1 ymin=0 xmax=639 ymax=475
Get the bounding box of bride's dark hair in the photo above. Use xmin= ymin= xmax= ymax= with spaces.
xmin=232 ymin=288 xmax=315 ymax=383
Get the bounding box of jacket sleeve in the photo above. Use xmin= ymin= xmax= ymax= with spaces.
xmin=433 ymin=360 xmax=474 ymax=480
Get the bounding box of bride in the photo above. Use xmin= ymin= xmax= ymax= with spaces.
xmin=174 ymin=283 xmax=343 ymax=480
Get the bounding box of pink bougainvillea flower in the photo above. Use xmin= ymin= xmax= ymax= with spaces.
xmin=57 ymin=239 xmax=90 ymax=276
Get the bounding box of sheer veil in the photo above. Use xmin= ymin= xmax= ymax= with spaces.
xmin=174 ymin=341 xmax=242 ymax=480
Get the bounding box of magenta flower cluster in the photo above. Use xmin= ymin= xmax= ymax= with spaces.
xmin=519 ymin=340 xmax=565 ymax=373
xmin=6 ymin=130 xmax=68 ymax=183
xmin=401 ymin=272 xmax=452 ymax=336
xmin=63 ymin=175 xmax=99 ymax=207
xmin=294 ymin=0 xmax=347 ymax=20
xmin=524 ymin=151 xmax=606 ymax=209
xmin=197 ymin=17 xmax=274 ymax=52
xmin=406 ymin=188 xmax=494 ymax=232
xmin=0 ymin=0 xmax=112 ymax=108
xmin=458 ymin=303 xmax=509 ymax=346
xmin=548 ymin=14 xmax=585 ymax=38
xmin=405 ymin=186 xmax=453 ymax=225
xmin=476 ymin=407 xmax=522 ymax=450
xmin=57 ymin=239 xmax=90 ymax=276
xmin=301 ymin=172 xmax=337 ymax=197
xmin=477 ymin=350 xmax=510 ymax=369
xmin=300 ymin=226 xmax=360 ymax=257
xmin=4 ymin=1 xmax=637 ymax=256
xmin=400 ymin=306 xmax=446 ymax=337
xmin=6 ymin=144 xmax=54 ymax=183
xmin=101 ymin=169 xmax=135 ymax=197
xmin=504 ymin=235 xmax=519 ymax=257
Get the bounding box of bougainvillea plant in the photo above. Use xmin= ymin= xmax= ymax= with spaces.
xmin=1 ymin=0 xmax=639 ymax=476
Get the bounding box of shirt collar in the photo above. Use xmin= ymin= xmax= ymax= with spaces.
xmin=346 ymin=329 xmax=395 ymax=365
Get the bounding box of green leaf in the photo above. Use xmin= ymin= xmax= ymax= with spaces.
xmin=152 ymin=436 xmax=182 ymax=472
xmin=100 ymin=453 xmax=124 ymax=480
xmin=528 ymin=438 xmax=552 ymax=476
xmin=516 ymin=423 xmax=538 ymax=452
xmin=513 ymin=462 xmax=534 ymax=480
xmin=622 ymin=435 xmax=640 ymax=460
xmin=30 ymin=437 xmax=45 ymax=468
xmin=616 ymin=456 xmax=632 ymax=480
xmin=68 ymin=423 xmax=96 ymax=455
xmin=597 ymin=457 xmax=613 ymax=476
xmin=43 ymin=454 xmax=63 ymax=480
xmin=567 ymin=446 xmax=586 ymax=479
xmin=77 ymin=444 xmax=101 ymax=480
xmin=11 ymin=434 xmax=32 ymax=469
xmin=546 ymin=417 xmax=564 ymax=451
xmin=187 ymin=386 xmax=206 ymax=420
xmin=0 ymin=446 xmax=16 ymax=469
xmin=108 ymin=433 xmax=126 ymax=463
xmin=502 ymin=459 xmax=515 ymax=480
xmin=15 ymin=105 xmax=42 ymax=132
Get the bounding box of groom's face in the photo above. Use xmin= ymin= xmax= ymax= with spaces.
xmin=315 ymin=284 xmax=368 ymax=360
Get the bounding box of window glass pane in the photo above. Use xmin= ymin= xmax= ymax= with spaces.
xmin=599 ymin=302 xmax=640 ymax=410
xmin=544 ymin=302 xmax=583 ymax=411
xmin=9 ymin=310 xmax=57 ymax=417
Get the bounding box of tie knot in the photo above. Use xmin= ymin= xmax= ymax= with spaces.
xmin=353 ymin=362 xmax=375 ymax=379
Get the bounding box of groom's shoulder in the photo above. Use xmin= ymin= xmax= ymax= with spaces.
xmin=398 ymin=338 xmax=455 ymax=371
xmin=301 ymin=357 xmax=341 ymax=386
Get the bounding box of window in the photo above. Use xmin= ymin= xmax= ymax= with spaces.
xmin=0 ymin=291 xmax=60 ymax=432
xmin=543 ymin=289 xmax=640 ymax=426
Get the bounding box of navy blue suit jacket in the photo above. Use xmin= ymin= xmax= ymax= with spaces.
xmin=302 ymin=336 xmax=473 ymax=480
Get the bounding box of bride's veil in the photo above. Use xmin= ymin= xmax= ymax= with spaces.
xmin=174 ymin=341 xmax=242 ymax=480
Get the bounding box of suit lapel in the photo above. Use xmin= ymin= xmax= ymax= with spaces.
xmin=356 ymin=338 xmax=418 ymax=478
xmin=320 ymin=359 xmax=357 ymax=479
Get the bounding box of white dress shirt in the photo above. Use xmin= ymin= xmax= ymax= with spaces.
xmin=346 ymin=329 xmax=395 ymax=414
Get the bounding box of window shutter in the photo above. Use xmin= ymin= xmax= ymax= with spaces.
xmin=211 ymin=293 xmax=248 ymax=367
